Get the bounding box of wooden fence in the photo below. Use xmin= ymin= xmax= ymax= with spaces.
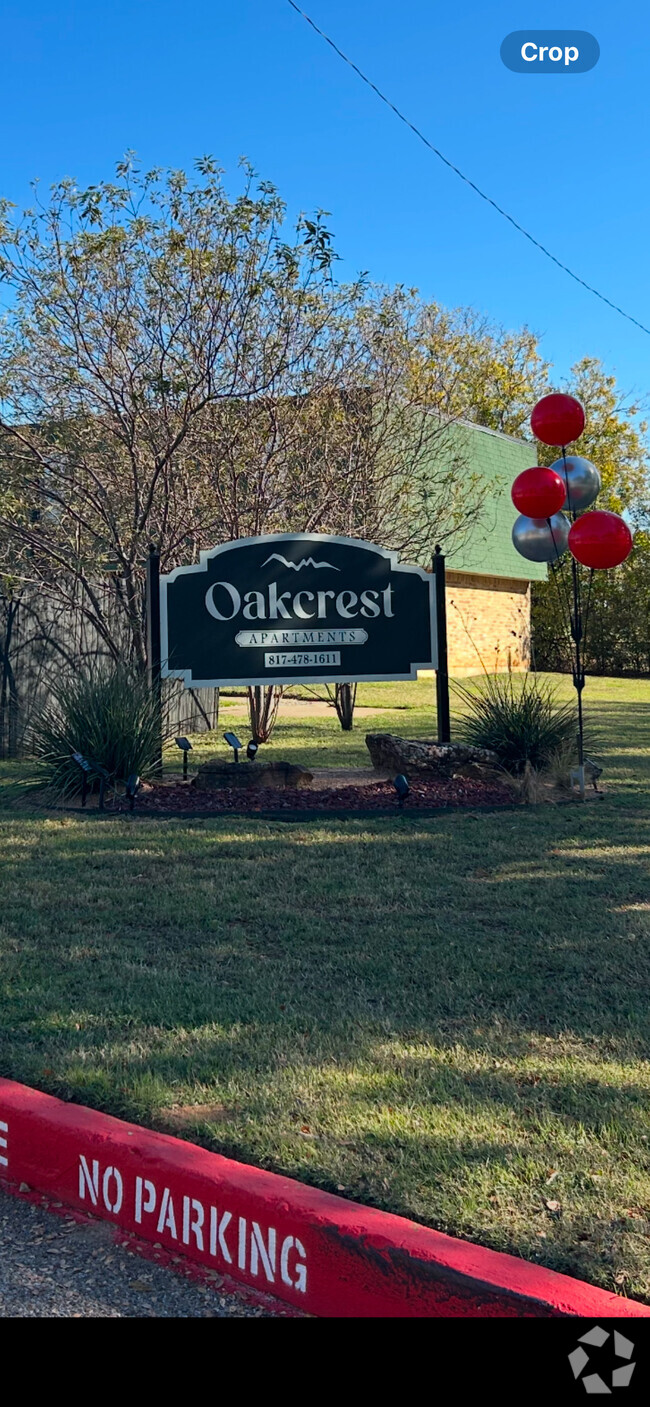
xmin=0 ymin=587 xmax=221 ymax=758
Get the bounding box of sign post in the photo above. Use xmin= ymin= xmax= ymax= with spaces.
xmin=160 ymin=534 xmax=438 ymax=691
xmin=146 ymin=544 xmax=163 ymax=776
xmin=432 ymin=546 xmax=451 ymax=743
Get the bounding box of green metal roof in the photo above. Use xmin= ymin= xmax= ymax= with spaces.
xmin=444 ymin=421 xmax=547 ymax=582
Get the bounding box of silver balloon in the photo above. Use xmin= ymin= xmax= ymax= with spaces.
xmin=512 ymin=512 xmax=570 ymax=563
xmin=550 ymin=455 xmax=601 ymax=512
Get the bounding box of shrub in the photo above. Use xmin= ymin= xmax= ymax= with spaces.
xmin=247 ymin=684 xmax=283 ymax=743
xmin=545 ymin=734 xmax=580 ymax=790
xmin=453 ymin=673 xmax=577 ymax=775
xmin=30 ymin=662 xmax=167 ymax=797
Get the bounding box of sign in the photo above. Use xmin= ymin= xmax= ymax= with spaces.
xmin=160 ymin=534 xmax=437 ymax=688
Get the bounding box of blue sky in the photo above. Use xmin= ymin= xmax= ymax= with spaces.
xmin=2 ymin=1 xmax=649 ymax=401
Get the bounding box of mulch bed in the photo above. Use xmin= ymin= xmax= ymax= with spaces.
xmin=112 ymin=775 xmax=513 ymax=815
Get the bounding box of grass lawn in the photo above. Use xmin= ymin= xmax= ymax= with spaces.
xmin=1 ymin=673 xmax=649 ymax=1301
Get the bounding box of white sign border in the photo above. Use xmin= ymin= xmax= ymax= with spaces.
xmin=160 ymin=532 xmax=438 ymax=688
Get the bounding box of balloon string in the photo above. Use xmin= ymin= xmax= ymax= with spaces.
xmin=549 ymin=560 xmax=576 ymax=670
xmin=561 ymin=445 xmax=577 ymax=521
xmin=581 ymin=568 xmax=595 ymax=662
xmin=542 ymin=450 xmax=576 ymax=671
xmin=551 ymin=530 xmax=577 ymax=656
xmin=547 ymin=516 xmax=573 ymax=605
xmin=559 ymin=442 xmax=584 ymax=640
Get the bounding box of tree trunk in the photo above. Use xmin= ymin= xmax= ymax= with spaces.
xmin=247 ymin=685 xmax=283 ymax=743
xmin=334 ymin=682 xmax=357 ymax=731
xmin=7 ymin=654 xmax=19 ymax=758
xmin=0 ymin=597 xmax=19 ymax=759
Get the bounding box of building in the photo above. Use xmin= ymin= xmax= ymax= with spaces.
xmin=440 ymin=421 xmax=545 ymax=675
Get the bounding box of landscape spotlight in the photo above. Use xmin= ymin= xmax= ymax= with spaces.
xmin=175 ymin=736 xmax=193 ymax=779
xmin=125 ymin=773 xmax=140 ymax=812
xmin=94 ymin=762 xmax=111 ymax=812
xmin=393 ymin=773 xmax=410 ymax=809
xmin=71 ymin=750 xmax=109 ymax=809
xmin=224 ymin=731 xmax=243 ymax=763
xmin=71 ymin=750 xmax=93 ymax=807
xmin=246 ymin=740 xmax=259 ymax=761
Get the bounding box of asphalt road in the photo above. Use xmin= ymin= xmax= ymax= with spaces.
xmin=0 ymin=1187 xmax=276 ymax=1317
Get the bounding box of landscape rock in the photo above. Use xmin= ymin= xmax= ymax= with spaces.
xmin=365 ymin=733 xmax=500 ymax=780
xmin=193 ymin=759 xmax=314 ymax=791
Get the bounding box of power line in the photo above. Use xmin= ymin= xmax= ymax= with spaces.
xmin=286 ymin=0 xmax=650 ymax=338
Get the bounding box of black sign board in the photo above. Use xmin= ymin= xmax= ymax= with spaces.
xmin=161 ymin=534 xmax=437 ymax=688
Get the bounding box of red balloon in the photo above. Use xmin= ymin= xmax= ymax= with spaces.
xmin=568 ymin=511 xmax=633 ymax=569
xmin=531 ymin=393 xmax=585 ymax=446
xmin=511 ymin=466 xmax=566 ymax=519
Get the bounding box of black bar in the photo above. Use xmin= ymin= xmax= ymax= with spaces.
xmin=146 ymin=544 xmax=163 ymax=777
xmin=570 ymin=554 xmax=585 ymax=765
xmin=432 ymin=546 xmax=451 ymax=743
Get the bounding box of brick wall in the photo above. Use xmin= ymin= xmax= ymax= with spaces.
xmin=445 ymin=570 xmax=531 ymax=675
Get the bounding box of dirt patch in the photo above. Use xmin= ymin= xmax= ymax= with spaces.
xmin=304 ymin=767 xmax=391 ymax=788
xmin=219 ymin=698 xmax=380 ymax=717
xmin=157 ymin=1104 xmax=234 ymax=1133
xmin=111 ymin=774 xmax=513 ymax=814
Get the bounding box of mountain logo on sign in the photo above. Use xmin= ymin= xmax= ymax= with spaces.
xmin=261 ymin=553 xmax=340 ymax=572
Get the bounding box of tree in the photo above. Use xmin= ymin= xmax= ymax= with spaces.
xmin=0 ymin=157 xmax=370 ymax=742
xmin=0 ymin=157 xmax=361 ymax=672
xmin=412 ymin=304 xmax=550 ymax=437
xmin=193 ymin=287 xmax=491 ymax=562
xmin=0 ymin=167 xmax=499 ymax=741
xmin=533 ymin=531 xmax=650 ymax=677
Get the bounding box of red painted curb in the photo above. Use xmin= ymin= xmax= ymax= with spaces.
xmin=0 ymin=1077 xmax=648 ymax=1318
